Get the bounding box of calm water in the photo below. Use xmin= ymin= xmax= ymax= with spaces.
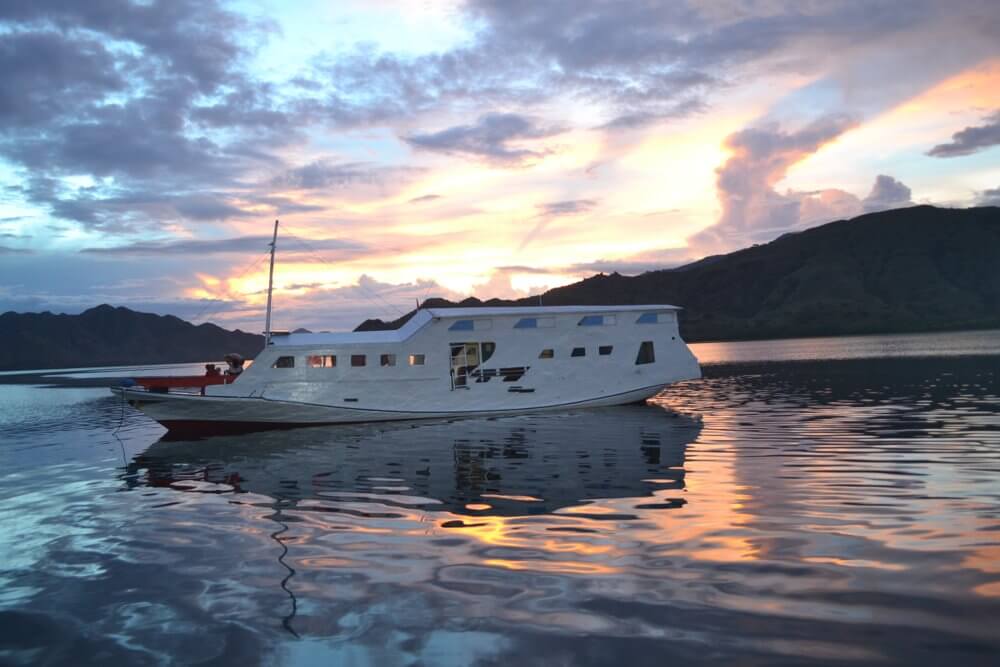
xmin=1 ymin=331 xmax=999 ymax=666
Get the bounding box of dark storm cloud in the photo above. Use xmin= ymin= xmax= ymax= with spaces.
xmin=862 ymin=175 xmax=913 ymax=213
xmin=405 ymin=113 xmax=563 ymax=165
xmin=81 ymin=235 xmax=366 ymax=257
xmin=927 ymin=111 xmax=1000 ymax=158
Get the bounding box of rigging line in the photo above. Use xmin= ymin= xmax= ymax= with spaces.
xmin=187 ymin=249 xmax=272 ymax=326
xmin=279 ymin=228 xmax=407 ymax=319
xmin=278 ymin=228 xmax=402 ymax=316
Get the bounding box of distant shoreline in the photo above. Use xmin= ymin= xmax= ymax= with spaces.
xmin=4 ymin=327 xmax=998 ymax=386
xmin=685 ymin=321 xmax=1000 ymax=345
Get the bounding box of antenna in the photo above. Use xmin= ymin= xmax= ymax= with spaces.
xmin=264 ymin=219 xmax=279 ymax=346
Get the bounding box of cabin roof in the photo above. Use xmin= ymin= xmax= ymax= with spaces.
xmin=423 ymin=304 xmax=679 ymax=318
xmin=270 ymin=304 xmax=680 ymax=347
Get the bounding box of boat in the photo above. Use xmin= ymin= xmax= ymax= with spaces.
xmin=114 ymin=221 xmax=702 ymax=433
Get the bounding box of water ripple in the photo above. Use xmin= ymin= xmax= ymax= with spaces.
xmin=0 ymin=354 xmax=998 ymax=664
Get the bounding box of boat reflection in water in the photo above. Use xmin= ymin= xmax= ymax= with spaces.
xmin=123 ymin=404 xmax=702 ymax=647
xmin=127 ymin=404 xmax=701 ymax=517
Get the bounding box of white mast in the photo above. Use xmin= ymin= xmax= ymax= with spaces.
xmin=264 ymin=219 xmax=279 ymax=346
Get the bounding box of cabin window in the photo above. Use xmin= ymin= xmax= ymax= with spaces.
xmin=635 ymin=341 xmax=655 ymax=365
xmin=571 ymin=347 xmax=586 ymax=357
xmin=272 ymin=356 xmax=295 ymax=368
xmin=409 ymin=354 xmax=425 ymax=365
xmin=351 ymin=354 xmax=367 ymax=367
xmin=578 ymin=314 xmax=617 ymax=326
xmin=307 ymin=354 xmax=336 ymax=368
xmin=449 ymin=319 xmax=474 ymax=331
xmin=637 ymin=312 xmax=658 ymax=324
xmin=380 ymin=354 xmax=396 ymax=367
xmin=514 ymin=316 xmax=554 ymax=329
xmin=449 ymin=341 xmax=497 ymax=388
xmin=499 ymin=367 xmax=527 ymax=382
xmin=539 ymin=348 xmax=554 ymax=359
xmin=599 ymin=345 xmax=613 ymax=356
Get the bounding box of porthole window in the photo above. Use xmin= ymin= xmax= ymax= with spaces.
xmin=571 ymin=347 xmax=586 ymax=357
xmin=539 ymin=349 xmax=554 ymax=359
xmin=599 ymin=345 xmax=613 ymax=356
xmin=271 ymin=356 xmax=295 ymax=368
xmin=351 ymin=354 xmax=367 ymax=367
xmin=409 ymin=354 xmax=425 ymax=365
xmin=307 ymin=355 xmax=336 ymax=367
xmin=635 ymin=341 xmax=655 ymax=365
xmin=380 ymin=354 xmax=396 ymax=367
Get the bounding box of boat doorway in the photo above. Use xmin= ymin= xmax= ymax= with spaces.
xmin=449 ymin=342 xmax=495 ymax=389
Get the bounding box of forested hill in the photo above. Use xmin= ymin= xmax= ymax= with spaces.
xmin=3 ymin=206 xmax=997 ymax=372
xmin=0 ymin=305 xmax=263 ymax=371
xmin=358 ymin=206 xmax=1000 ymax=342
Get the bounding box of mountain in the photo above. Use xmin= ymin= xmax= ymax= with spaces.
xmin=357 ymin=205 xmax=1000 ymax=342
xmin=0 ymin=305 xmax=263 ymax=371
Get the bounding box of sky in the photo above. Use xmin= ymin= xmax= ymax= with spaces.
xmin=1 ymin=0 xmax=999 ymax=332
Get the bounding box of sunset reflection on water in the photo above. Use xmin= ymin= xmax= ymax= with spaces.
xmin=1 ymin=349 xmax=999 ymax=665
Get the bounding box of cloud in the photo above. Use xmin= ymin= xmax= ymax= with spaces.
xmin=977 ymin=186 xmax=1000 ymax=206
xmin=568 ymin=246 xmax=695 ymax=275
xmin=519 ymin=198 xmax=599 ymax=251
xmin=0 ymin=245 xmax=32 ymax=255
xmin=271 ymin=160 xmax=418 ymax=190
xmin=537 ymin=199 xmax=598 ymax=216
xmin=0 ymin=30 xmax=126 ymax=129
xmin=404 ymin=113 xmax=564 ymax=165
xmin=0 ymin=0 xmax=282 ymax=230
xmin=927 ymin=110 xmax=1000 ymax=158
xmin=408 ymin=194 xmax=441 ymax=204
xmin=684 ymin=114 xmax=921 ymax=255
xmin=862 ymin=174 xmax=913 ymax=212
xmin=81 ymin=236 xmax=366 ymax=257
xmin=689 ymin=114 xmax=858 ymax=252
xmin=257 ymin=274 xmax=466 ymax=332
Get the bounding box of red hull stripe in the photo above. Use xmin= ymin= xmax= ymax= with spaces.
xmin=137 ymin=375 xmax=234 ymax=389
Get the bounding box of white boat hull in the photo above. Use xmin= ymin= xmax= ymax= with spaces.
xmin=114 ymin=305 xmax=702 ymax=434
xmin=115 ymin=381 xmax=679 ymax=433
